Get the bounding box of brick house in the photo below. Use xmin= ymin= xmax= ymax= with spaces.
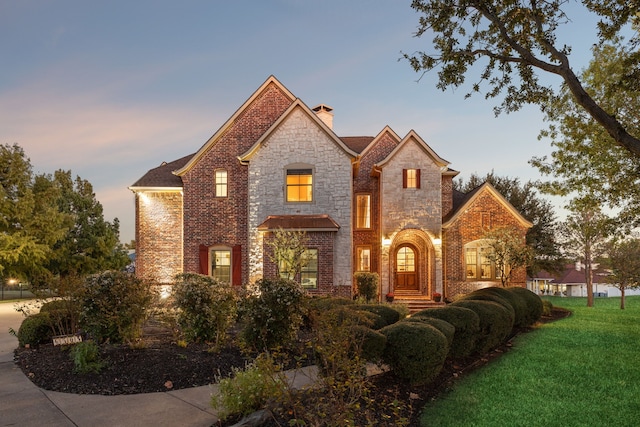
xmin=130 ymin=76 xmax=532 ymax=303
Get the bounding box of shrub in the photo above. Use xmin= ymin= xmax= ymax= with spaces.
xmin=405 ymin=316 xmax=455 ymax=349
xmin=70 ymin=341 xmax=105 ymax=374
xmin=172 ymin=273 xmax=238 ymax=345
xmin=507 ymin=287 xmax=544 ymax=326
xmin=307 ymin=296 xmax=355 ymax=312
xmin=460 ymin=288 xmax=516 ymax=324
xmin=211 ymin=354 xmax=288 ymax=422
xmin=451 ymin=299 xmax=514 ymax=355
xmin=412 ymin=306 xmax=480 ymax=359
xmin=542 ymin=299 xmax=553 ymax=317
xmin=350 ymin=304 xmax=401 ymax=329
xmin=354 ymin=325 xmax=387 ymax=362
xmin=40 ymin=299 xmax=82 ymax=336
xmin=239 ymin=278 xmax=306 ymax=351
xmin=467 ymin=286 xmax=530 ymax=328
xmin=354 ymin=272 xmax=379 ymax=302
xmin=17 ymin=312 xmax=53 ymax=347
xmin=80 ymin=271 xmax=154 ymax=344
xmin=380 ymin=322 xmax=449 ymax=385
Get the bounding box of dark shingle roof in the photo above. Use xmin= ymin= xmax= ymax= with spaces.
xmin=130 ymin=153 xmax=194 ymax=188
xmin=340 ymin=136 xmax=374 ymax=154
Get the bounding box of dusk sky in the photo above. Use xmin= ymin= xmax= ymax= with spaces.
xmin=2 ymin=1 xmax=606 ymax=243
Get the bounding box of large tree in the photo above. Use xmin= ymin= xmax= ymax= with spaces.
xmin=455 ymin=172 xmax=564 ymax=276
xmin=531 ymin=42 xmax=640 ymax=227
xmin=406 ymin=1 xmax=640 ymax=156
xmin=482 ymin=226 xmax=533 ymax=287
xmin=560 ymin=197 xmax=616 ymax=307
xmin=603 ymin=237 xmax=640 ymax=310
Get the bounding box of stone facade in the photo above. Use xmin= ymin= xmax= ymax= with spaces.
xmin=130 ymin=76 xmax=532 ymax=301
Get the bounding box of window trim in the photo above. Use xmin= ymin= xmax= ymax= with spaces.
xmin=402 ymin=168 xmax=421 ymax=189
xmin=214 ymin=169 xmax=228 ymax=198
xmin=355 ymin=194 xmax=371 ymax=229
xmin=285 ymin=166 xmax=314 ymax=203
xmin=464 ymin=242 xmax=497 ymax=281
xmin=209 ymin=246 xmax=232 ymax=283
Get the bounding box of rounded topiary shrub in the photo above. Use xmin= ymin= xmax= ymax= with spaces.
xmin=467 ymin=286 xmax=529 ymax=328
xmin=308 ymin=296 xmax=355 ymax=313
xmin=380 ymin=322 xmax=448 ymax=385
xmin=450 ymin=299 xmax=514 ymax=355
xmin=412 ymin=306 xmax=480 ymax=359
xmin=173 ymin=273 xmax=238 ymax=345
xmin=460 ymin=289 xmax=516 ymax=325
xmin=80 ymin=271 xmax=154 ymax=344
xmin=350 ymin=304 xmax=401 ymax=329
xmin=404 ymin=317 xmax=455 ymax=349
xmin=354 ymin=325 xmax=387 ymax=362
xmin=506 ymin=287 xmax=544 ymax=326
xmin=17 ymin=312 xmax=53 ymax=347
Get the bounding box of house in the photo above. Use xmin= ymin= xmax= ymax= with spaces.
xmin=130 ymin=76 xmax=532 ymax=304
xmin=528 ymin=262 xmax=640 ymax=298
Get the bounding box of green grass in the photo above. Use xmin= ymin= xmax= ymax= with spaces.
xmin=420 ymin=296 xmax=640 ymax=427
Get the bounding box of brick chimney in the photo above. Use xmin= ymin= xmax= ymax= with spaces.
xmin=312 ymin=104 xmax=333 ymax=129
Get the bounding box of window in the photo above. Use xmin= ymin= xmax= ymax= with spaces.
xmin=465 ymin=246 xmax=496 ymax=280
xmin=211 ymin=249 xmax=231 ymax=283
xmin=286 ymin=169 xmax=313 ymax=202
xmin=403 ymin=169 xmax=421 ymax=189
xmin=356 ymin=195 xmax=371 ymax=228
xmin=215 ymin=169 xmax=228 ymax=197
xmin=396 ymin=246 xmax=415 ymax=272
xmin=356 ymin=246 xmax=371 ymax=271
xmin=300 ymin=249 xmax=318 ymax=289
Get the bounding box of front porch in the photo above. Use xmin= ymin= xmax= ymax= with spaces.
xmin=390 ymin=291 xmax=445 ymax=313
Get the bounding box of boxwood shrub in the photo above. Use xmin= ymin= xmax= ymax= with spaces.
xmin=412 ymin=306 xmax=480 ymax=359
xmin=350 ymin=304 xmax=401 ymax=329
xmin=506 ymin=286 xmax=544 ymax=326
xmin=466 ymin=286 xmax=531 ymax=328
xmin=354 ymin=325 xmax=387 ymax=362
xmin=17 ymin=312 xmax=53 ymax=347
xmin=404 ymin=316 xmax=455 ymax=349
xmin=460 ymin=289 xmax=516 ymax=324
xmin=450 ymin=299 xmax=514 ymax=355
xmin=380 ymin=322 xmax=448 ymax=385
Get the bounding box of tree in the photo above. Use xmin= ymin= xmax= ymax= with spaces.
xmin=455 ymin=172 xmax=564 ymax=275
xmin=603 ymin=237 xmax=640 ymax=310
xmin=560 ymin=197 xmax=616 ymax=307
xmin=265 ymin=227 xmax=311 ymax=282
xmin=482 ymin=227 xmax=533 ymax=287
xmin=405 ymin=1 xmax=640 ymax=157
xmin=531 ymin=42 xmax=640 ymax=228
xmin=0 ymin=144 xmax=67 ymax=282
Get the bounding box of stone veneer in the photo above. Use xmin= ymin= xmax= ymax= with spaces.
xmin=247 ymin=107 xmax=354 ymax=291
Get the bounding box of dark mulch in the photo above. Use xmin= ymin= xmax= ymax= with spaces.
xmin=14 ymin=308 xmax=570 ymax=426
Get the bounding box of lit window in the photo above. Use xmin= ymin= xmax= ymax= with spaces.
xmin=356 ymin=246 xmax=371 ymax=272
xmin=356 ymin=195 xmax=371 ymax=228
xmin=215 ymin=170 xmax=228 ymax=197
xmin=286 ymin=169 xmax=313 ymax=202
xmin=396 ymin=246 xmax=415 ymax=272
xmin=465 ymin=245 xmax=496 ymax=280
xmin=301 ymin=249 xmax=318 ymax=289
xmin=211 ymin=249 xmax=231 ymax=283
xmin=403 ymin=169 xmax=421 ymax=189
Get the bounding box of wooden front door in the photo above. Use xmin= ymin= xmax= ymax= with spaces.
xmin=395 ymin=245 xmax=419 ymax=291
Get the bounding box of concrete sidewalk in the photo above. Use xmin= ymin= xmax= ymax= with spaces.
xmin=0 ymin=302 xmax=318 ymax=427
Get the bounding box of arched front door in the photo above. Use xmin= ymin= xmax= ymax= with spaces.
xmin=395 ymin=245 xmax=419 ymax=291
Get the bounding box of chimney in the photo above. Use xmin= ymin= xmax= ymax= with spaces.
xmin=312 ymin=104 xmax=334 ymax=129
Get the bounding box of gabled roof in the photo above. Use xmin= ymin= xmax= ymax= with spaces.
xmin=238 ymin=99 xmax=358 ymax=162
xmin=442 ymin=182 xmax=533 ymax=229
xmin=530 ymin=264 xmax=611 ymax=285
xmin=375 ymin=129 xmax=450 ymax=169
xmin=340 ymin=136 xmax=375 ymax=154
xmin=257 ymin=214 xmax=340 ymax=232
xmin=174 ymin=75 xmax=297 ymax=176
xmin=129 ymin=153 xmax=193 ymax=190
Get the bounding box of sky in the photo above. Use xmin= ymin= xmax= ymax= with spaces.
xmin=1 ymin=1 xmax=605 ymax=244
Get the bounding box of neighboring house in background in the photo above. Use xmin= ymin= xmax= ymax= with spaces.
xmin=527 ymin=262 xmax=640 ymax=297
xmin=130 ymin=76 xmax=532 ymax=304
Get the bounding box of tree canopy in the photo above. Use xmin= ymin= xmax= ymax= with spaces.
xmin=604 ymin=237 xmax=640 ymax=309
xmin=406 ymin=0 xmax=640 ymax=157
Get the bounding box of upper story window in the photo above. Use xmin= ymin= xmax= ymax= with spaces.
xmin=286 ymin=168 xmax=313 ymax=202
xmin=403 ymin=169 xmax=421 ymax=189
xmin=356 ymin=194 xmax=371 ymax=229
xmin=215 ymin=169 xmax=228 ymax=197
xmin=465 ymin=244 xmax=496 ymax=280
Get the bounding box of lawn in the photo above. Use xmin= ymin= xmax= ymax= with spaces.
xmin=419 ymin=296 xmax=640 ymax=427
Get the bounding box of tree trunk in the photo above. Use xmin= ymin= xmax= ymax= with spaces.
xmin=621 ymin=287 xmax=626 ymax=310
xmin=585 ymin=257 xmax=594 ymax=308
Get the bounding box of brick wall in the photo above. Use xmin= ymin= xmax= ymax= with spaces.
xmin=135 ymin=191 xmax=183 ymax=283
xmin=181 ymin=82 xmax=294 ymax=284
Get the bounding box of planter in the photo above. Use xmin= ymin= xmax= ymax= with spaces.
xmin=385 ymin=294 xmax=394 ymax=303
xmin=432 ymin=294 xmax=442 ymax=302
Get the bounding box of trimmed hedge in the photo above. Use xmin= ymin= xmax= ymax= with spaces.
xmin=506 ymin=287 xmax=544 ymax=326
xmin=460 ymin=289 xmax=516 ymax=324
xmin=380 ymin=322 xmax=449 ymax=385
xmin=17 ymin=312 xmax=53 ymax=347
xmin=350 ymin=304 xmax=401 ymax=329
xmin=354 ymin=325 xmax=387 ymax=362
xmin=308 ymin=297 xmax=355 ymax=313
xmin=450 ymin=299 xmax=514 ymax=355
xmin=404 ymin=316 xmax=455 ymax=349
xmin=412 ymin=306 xmax=480 ymax=359
xmin=465 ymin=286 xmax=531 ymax=328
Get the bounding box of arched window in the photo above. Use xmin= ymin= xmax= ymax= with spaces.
xmin=396 ymin=246 xmax=415 ymax=272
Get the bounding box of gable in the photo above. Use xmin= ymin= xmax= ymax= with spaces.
xmin=376 ymin=130 xmax=449 ymax=170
